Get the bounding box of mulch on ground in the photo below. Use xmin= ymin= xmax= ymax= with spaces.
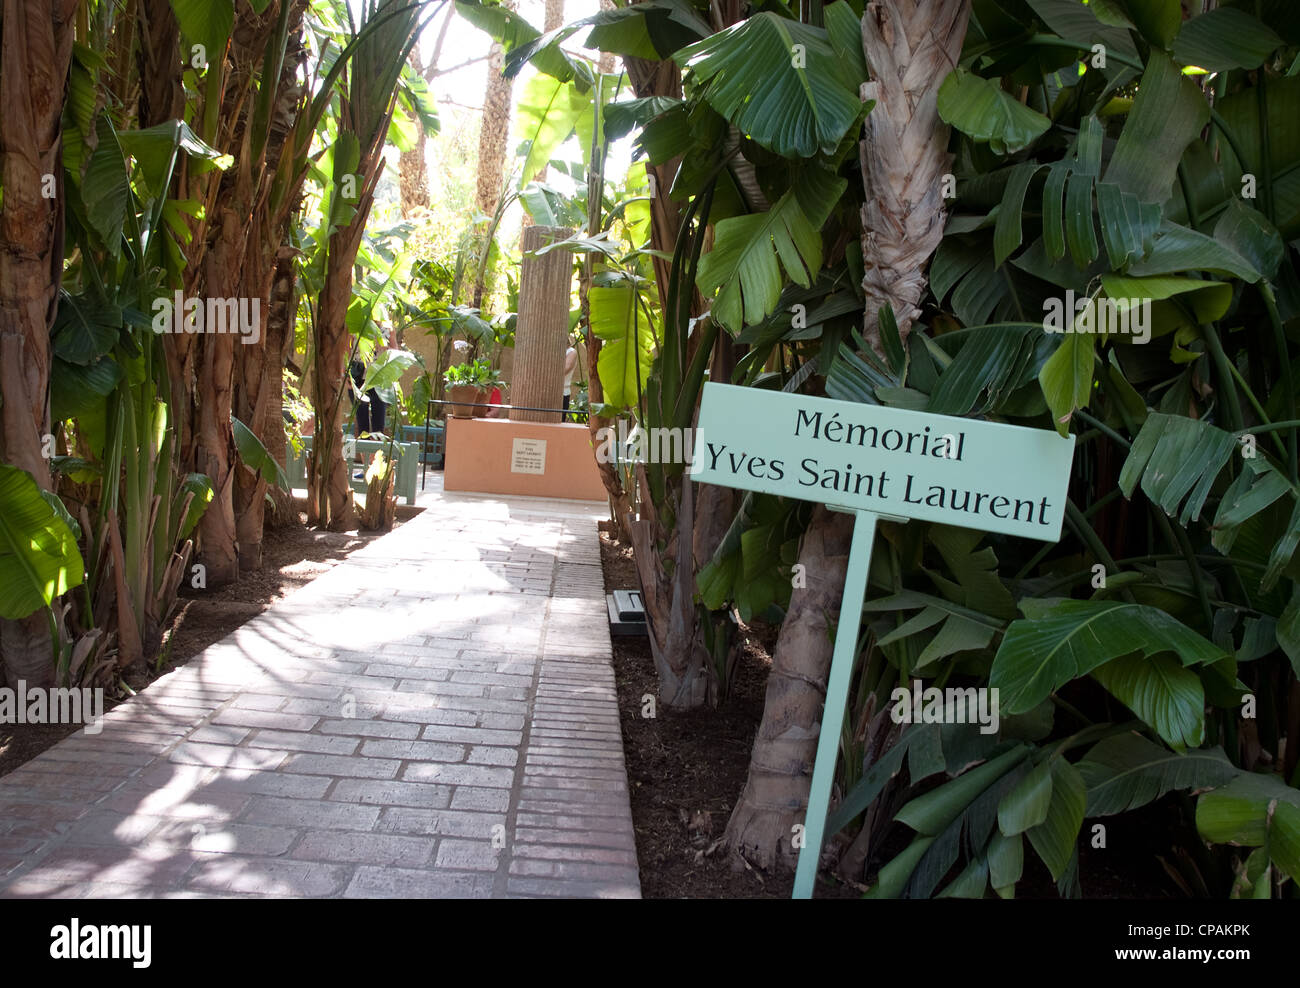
xmin=600 ymin=528 xmax=812 ymax=898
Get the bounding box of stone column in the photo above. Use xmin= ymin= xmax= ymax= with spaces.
xmin=510 ymin=225 xmax=572 ymax=423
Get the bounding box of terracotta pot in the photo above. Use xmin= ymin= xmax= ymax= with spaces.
xmin=446 ymin=384 xmax=480 ymax=419
xmin=471 ymin=387 xmax=491 ymax=418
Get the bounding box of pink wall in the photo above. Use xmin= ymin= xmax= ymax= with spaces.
xmin=443 ymin=418 xmax=608 ymax=502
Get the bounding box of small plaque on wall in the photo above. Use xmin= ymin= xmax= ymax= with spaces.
xmin=511 ymin=438 xmax=547 ymax=475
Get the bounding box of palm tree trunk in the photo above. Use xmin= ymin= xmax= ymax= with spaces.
xmin=722 ymin=0 xmax=972 ymax=875
xmin=0 ymin=0 xmax=80 ymax=688
xmin=471 ymin=0 xmax=515 ymax=308
xmin=233 ymin=1 xmax=309 ymax=562
xmin=858 ymin=0 xmax=971 ymax=349
xmin=263 ymin=245 xmax=300 ymax=527
xmin=722 ymin=506 xmax=855 ymax=871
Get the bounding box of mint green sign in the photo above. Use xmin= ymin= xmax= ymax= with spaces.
xmin=691 ymin=383 xmax=1075 ymax=541
xmin=690 ymin=382 xmax=1076 ymax=898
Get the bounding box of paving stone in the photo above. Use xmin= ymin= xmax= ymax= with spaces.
xmin=329 ymin=779 xmax=453 ymax=810
xmin=358 ymin=739 xmax=466 ymax=762
xmin=247 ymin=730 xmax=360 ymax=756
xmin=344 ymin=865 xmax=493 ymax=898
xmin=291 ymin=831 xmax=433 ymax=868
xmin=401 ymin=763 xmax=513 ymax=788
xmin=184 ymin=855 xmax=351 ymax=896
xmin=449 ymin=787 xmax=511 ymax=812
xmin=318 ymin=719 xmax=421 ymax=740
xmin=241 ymin=796 xmax=380 ymax=831
xmin=376 ymin=807 xmax=505 ymax=839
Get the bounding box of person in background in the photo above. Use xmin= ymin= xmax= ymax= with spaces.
xmin=350 ymin=328 xmax=393 ymax=436
xmin=562 ymin=344 xmax=577 ymax=421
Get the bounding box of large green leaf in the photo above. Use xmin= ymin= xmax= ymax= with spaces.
xmin=1212 ymin=198 xmax=1285 ymax=282
xmin=231 ymin=415 xmax=289 ymax=490
xmin=118 ymin=119 xmax=232 ymax=198
xmin=869 ymin=590 xmax=1003 ymax=671
xmin=176 ymin=473 xmax=214 ymax=540
xmin=361 ymin=350 xmax=418 ymax=392
xmin=1118 ymin=412 xmax=1238 ymax=525
xmin=1077 ymin=733 xmax=1237 ymax=815
xmin=81 ymin=115 xmax=131 ymax=253
xmin=1127 ymin=221 xmax=1263 ymax=282
xmin=0 ymin=465 xmax=84 ymax=620
xmin=696 ymin=174 xmax=845 ymax=333
xmin=937 ymin=68 xmax=1052 ymax=155
xmin=1025 ymin=757 xmax=1085 ymax=882
xmin=1026 ymin=0 xmax=1138 ymax=57
xmin=516 ymin=72 xmax=590 ymax=185
xmin=895 ymin=745 xmax=1030 ymax=836
xmin=1197 ymin=772 xmax=1300 ymax=880
xmin=1096 ymin=182 xmax=1163 ymax=269
xmin=51 ymin=292 xmax=122 ymax=366
xmin=1214 ymin=73 xmax=1300 ymax=240
xmin=1173 ymin=7 xmax=1284 ymax=71
xmin=993 ymin=162 xmax=1043 ymax=265
xmin=987 ymin=830 xmax=1023 ymax=898
xmin=997 ymin=758 xmax=1053 ymax=836
xmin=590 ymin=282 xmax=654 ymax=409
xmin=50 ymin=355 xmax=122 ymax=423
xmin=1104 ymin=54 xmax=1210 ymax=205
xmin=1037 ymin=322 xmax=1094 ymax=437
xmin=826 ymin=738 xmax=911 ymax=835
xmin=1090 ymin=651 xmax=1206 ymax=749
xmin=990 ymin=598 xmax=1229 ymax=714
xmin=1099 ymin=274 xmax=1234 ymax=336
xmin=927 ymin=323 xmax=1044 ymax=416
xmin=170 ymin=0 xmax=234 ymax=57
xmin=674 ymin=12 xmax=865 ymax=158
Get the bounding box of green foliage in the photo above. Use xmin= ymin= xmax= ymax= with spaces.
xmin=674 ymin=11 xmax=866 ymax=158
xmin=0 ymin=465 xmax=84 ymax=621
xmin=444 ymin=357 xmax=496 ymax=388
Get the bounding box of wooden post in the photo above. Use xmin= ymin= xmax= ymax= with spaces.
xmin=510 ymin=225 xmax=572 ymax=424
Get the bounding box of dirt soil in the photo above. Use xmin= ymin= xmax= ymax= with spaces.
xmin=0 ymin=505 xmax=416 ymax=780
xmin=601 ymin=528 xmax=837 ymax=898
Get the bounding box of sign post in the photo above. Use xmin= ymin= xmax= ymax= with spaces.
xmin=690 ymin=383 xmax=1075 ymax=899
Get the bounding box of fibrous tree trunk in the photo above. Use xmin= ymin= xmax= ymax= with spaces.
xmin=858 ymin=0 xmax=971 ymax=350
xmin=308 ymin=137 xmax=387 ymax=531
xmin=723 ymin=0 xmax=972 ymax=876
xmin=471 ymin=0 xmax=514 ymax=308
xmin=232 ymin=0 xmax=309 ymax=564
xmin=510 ymin=225 xmax=572 ymax=424
xmin=0 ymin=0 xmax=80 ymax=688
xmin=617 ymin=16 xmax=738 ymax=712
xmin=193 ymin=207 xmax=242 ymax=586
xmin=627 ymin=470 xmax=713 ymax=708
xmin=398 ymin=47 xmax=431 ymax=215
xmin=723 ymin=506 xmax=855 ymax=871
xmin=263 ymin=244 xmax=300 ymax=527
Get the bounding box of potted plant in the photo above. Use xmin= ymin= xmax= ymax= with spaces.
xmin=444 ymin=360 xmax=483 ymax=419
xmin=472 ymin=359 xmax=502 ymax=418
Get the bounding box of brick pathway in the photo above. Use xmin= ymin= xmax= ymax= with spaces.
xmin=0 ymin=480 xmax=640 ymax=898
